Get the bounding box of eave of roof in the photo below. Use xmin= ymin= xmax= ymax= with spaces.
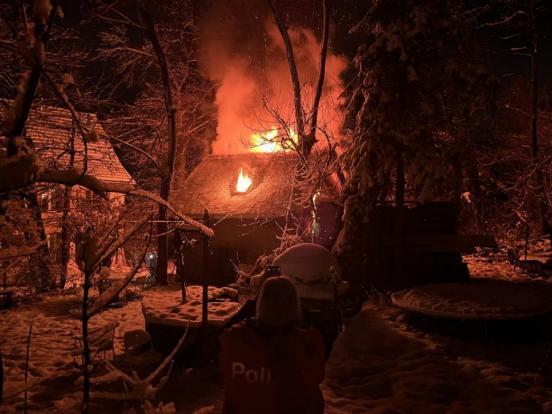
xmin=171 ymin=153 xmax=300 ymax=220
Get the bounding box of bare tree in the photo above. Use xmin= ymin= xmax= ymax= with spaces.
xmin=91 ymin=0 xmax=213 ymax=285
xmin=478 ymin=0 xmax=550 ymax=240
xmin=267 ymin=0 xmax=331 ymax=159
xmin=1 ymin=3 xmax=212 ymax=410
xmin=257 ymin=0 xmax=342 ymax=253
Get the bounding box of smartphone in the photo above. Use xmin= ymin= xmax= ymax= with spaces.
xmin=265 ymin=265 xmax=281 ymax=277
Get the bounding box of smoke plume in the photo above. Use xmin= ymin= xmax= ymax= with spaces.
xmin=200 ymin=0 xmax=347 ymax=154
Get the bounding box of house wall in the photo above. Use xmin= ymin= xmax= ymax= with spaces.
xmin=40 ymin=185 xmax=128 ymax=274
xmin=177 ymin=217 xmax=286 ymax=285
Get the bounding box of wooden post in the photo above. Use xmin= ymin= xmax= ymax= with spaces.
xmin=176 ymin=230 xmax=188 ymax=304
xmin=201 ymin=209 xmax=210 ymax=359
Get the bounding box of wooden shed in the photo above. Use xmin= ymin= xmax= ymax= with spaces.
xmin=170 ymin=152 xmax=340 ymax=285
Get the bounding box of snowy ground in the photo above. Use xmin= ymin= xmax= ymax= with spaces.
xmin=321 ymin=256 xmax=552 ymax=413
xmin=0 ymin=289 xmax=225 ymax=414
xmin=1 ymin=258 xmax=552 ymax=413
xmin=323 ymin=303 xmax=552 ymax=414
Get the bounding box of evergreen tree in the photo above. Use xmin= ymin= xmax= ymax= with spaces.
xmin=335 ymin=0 xmax=496 ymax=254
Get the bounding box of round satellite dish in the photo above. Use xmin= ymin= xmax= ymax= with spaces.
xmin=273 ymin=243 xmax=348 ymax=300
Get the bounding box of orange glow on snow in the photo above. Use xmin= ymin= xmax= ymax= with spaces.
xmin=249 ymin=126 xmax=299 ymax=153
xmin=236 ymin=168 xmax=253 ymax=193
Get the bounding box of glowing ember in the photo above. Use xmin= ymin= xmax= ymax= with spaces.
xmin=250 ymin=126 xmax=299 ymax=153
xmin=236 ymin=168 xmax=252 ymax=193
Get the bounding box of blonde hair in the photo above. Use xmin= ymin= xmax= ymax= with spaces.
xmin=256 ymin=276 xmax=300 ymax=329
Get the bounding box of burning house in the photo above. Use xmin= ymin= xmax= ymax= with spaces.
xmin=167 ymin=9 xmax=348 ymax=286
xmin=170 ymin=150 xmax=341 ymax=285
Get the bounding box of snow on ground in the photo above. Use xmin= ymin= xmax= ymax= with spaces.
xmin=0 ymin=293 xmax=145 ymax=413
xmin=0 ymin=288 xmax=225 ymax=414
xmin=2 ymin=258 xmax=552 ymax=413
xmin=391 ymin=280 xmax=552 ymax=320
xmin=323 ymin=303 xmax=552 ymax=414
xmin=142 ymin=285 xmax=240 ymax=327
xmin=321 ymin=257 xmax=552 ymax=413
xmin=2 ymin=289 xmax=238 ymax=414
xmin=464 ymin=253 xmax=549 ymax=282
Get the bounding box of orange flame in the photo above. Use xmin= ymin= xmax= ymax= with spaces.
xmin=236 ymin=168 xmax=252 ymax=193
xmin=250 ymin=126 xmax=299 ymax=153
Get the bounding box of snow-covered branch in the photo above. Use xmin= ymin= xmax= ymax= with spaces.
xmin=91 ymin=323 xmax=189 ymax=402
xmin=0 ymin=162 xmax=213 ymax=237
xmin=86 ymin=227 xmax=151 ymax=318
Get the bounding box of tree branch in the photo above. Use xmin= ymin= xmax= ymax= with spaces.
xmin=6 ymin=0 xmax=60 ymax=156
xmin=268 ymin=0 xmax=305 ymax=141
xmin=310 ymin=0 xmax=330 ymax=140
xmin=109 ymin=134 xmax=160 ymax=169
xmin=42 ymin=69 xmax=89 ymax=177
xmin=86 ymin=220 xmax=152 ymax=318
xmin=477 ymin=10 xmax=529 ymax=29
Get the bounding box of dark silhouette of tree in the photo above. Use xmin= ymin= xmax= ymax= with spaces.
xmin=478 ymin=0 xmax=551 ymax=240
xmin=335 ymin=0 xmax=496 ymax=261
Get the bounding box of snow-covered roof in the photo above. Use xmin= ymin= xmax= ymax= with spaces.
xmin=170 ymin=153 xmax=299 ymax=220
xmin=3 ymin=102 xmax=134 ymax=185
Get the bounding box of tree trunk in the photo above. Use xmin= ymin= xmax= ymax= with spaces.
xmin=81 ymin=270 xmax=91 ymax=413
xmin=395 ymin=154 xmax=405 ymax=209
xmin=60 ymin=127 xmax=76 ymax=289
xmin=59 ymin=186 xmax=71 ymax=289
xmin=4 ymin=4 xmax=60 ymax=291
xmin=528 ymin=0 xmax=547 ymax=236
xmin=138 ymin=3 xmax=178 ymax=285
xmin=156 ymin=192 xmax=169 ymax=285
xmin=393 ymin=152 xmax=405 ymax=282
xmin=307 ymin=0 xmax=330 ymax=156
xmin=0 ymin=351 xmax=3 ymax=403
xmin=268 ymin=0 xmax=305 ymax=150
xmin=393 ymin=69 xmax=407 ymax=283
xmin=6 ymin=1 xmax=59 ymax=155
xmin=25 ymin=193 xmax=53 ymax=291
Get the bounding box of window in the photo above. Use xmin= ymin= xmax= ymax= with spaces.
xmin=40 ymin=190 xmax=50 ymax=211
xmin=51 ymin=188 xmax=65 ymax=212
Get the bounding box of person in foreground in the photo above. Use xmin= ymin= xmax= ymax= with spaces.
xmin=220 ymin=276 xmax=326 ymax=414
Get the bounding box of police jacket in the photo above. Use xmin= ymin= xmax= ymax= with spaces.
xmin=220 ymin=319 xmax=325 ymax=414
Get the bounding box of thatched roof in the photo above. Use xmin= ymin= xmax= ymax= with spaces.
xmin=27 ymin=105 xmax=134 ymax=184
xmin=171 ymin=153 xmax=299 ymax=220
xmin=1 ymin=101 xmax=133 ymax=184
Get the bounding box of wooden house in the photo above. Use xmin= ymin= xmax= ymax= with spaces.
xmin=170 ymin=153 xmax=341 ymax=285
xmin=25 ymin=104 xmax=134 ymax=274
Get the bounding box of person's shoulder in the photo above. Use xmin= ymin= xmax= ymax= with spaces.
xmin=221 ymin=320 xmax=255 ymax=341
